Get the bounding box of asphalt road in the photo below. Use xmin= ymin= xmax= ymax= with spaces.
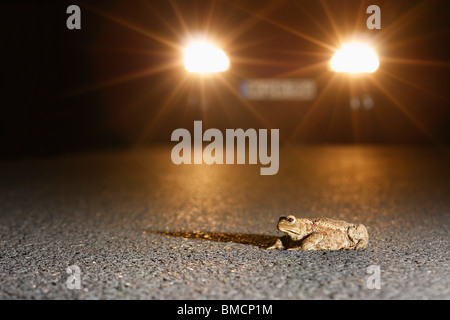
xmin=0 ymin=145 xmax=449 ymax=299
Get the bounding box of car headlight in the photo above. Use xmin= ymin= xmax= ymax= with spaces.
xmin=183 ymin=41 xmax=230 ymax=74
xmin=330 ymin=42 xmax=379 ymax=74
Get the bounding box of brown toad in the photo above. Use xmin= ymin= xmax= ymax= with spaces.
xmin=268 ymin=215 xmax=369 ymax=250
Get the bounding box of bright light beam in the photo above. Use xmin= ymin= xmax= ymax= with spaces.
xmin=330 ymin=42 xmax=379 ymax=73
xmin=183 ymin=41 xmax=230 ymax=74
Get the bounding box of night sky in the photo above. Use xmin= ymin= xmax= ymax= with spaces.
xmin=1 ymin=0 xmax=449 ymax=157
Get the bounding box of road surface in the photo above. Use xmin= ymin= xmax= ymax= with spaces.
xmin=0 ymin=145 xmax=449 ymax=299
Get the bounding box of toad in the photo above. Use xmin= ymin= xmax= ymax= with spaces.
xmin=268 ymin=215 xmax=368 ymax=250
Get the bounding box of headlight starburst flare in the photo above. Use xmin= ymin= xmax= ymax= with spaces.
xmin=183 ymin=41 xmax=230 ymax=74
xmin=330 ymin=42 xmax=379 ymax=74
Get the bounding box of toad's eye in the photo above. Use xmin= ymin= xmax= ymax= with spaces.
xmin=287 ymin=217 xmax=294 ymax=223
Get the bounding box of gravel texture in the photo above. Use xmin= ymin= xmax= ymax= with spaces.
xmin=0 ymin=145 xmax=449 ymax=299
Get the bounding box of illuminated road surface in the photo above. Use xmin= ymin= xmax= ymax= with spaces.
xmin=0 ymin=145 xmax=448 ymax=299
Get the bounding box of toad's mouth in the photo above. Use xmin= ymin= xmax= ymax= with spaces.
xmin=277 ymin=225 xmax=300 ymax=235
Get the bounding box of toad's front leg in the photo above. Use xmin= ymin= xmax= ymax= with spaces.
xmin=267 ymin=235 xmax=294 ymax=250
xmin=267 ymin=238 xmax=285 ymax=250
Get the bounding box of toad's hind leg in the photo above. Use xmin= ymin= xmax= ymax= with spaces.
xmin=348 ymin=224 xmax=369 ymax=249
xmin=300 ymin=233 xmax=324 ymax=251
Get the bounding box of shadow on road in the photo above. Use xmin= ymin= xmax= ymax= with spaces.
xmin=151 ymin=230 xmax=279 ymax=249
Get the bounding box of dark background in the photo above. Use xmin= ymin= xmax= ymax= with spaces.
xmin=1 ymin=0 xmax=449 ymax=157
